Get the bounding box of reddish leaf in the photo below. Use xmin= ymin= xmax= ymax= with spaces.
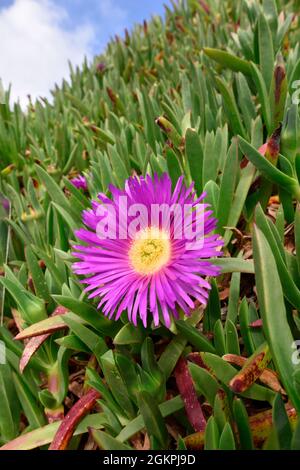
xmin=264 ymin=124 xmax=282 ymax=164
xmin=174 ymin=357 xmax=206 ymax=433
xmin=187 ymin=352 xmax=211 ymax=371
xmin=20 ymin=335 xmax=49 ymax=373
xmin=229 ymin=343 xmax=271 ymax=393
xmin=0 ymin=422 xmax=61 ymax=450
xmin=49 ymin=388 xmax=101 ymax=450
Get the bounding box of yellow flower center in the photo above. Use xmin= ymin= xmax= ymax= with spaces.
xmin=129 ymin=227 xmax=171 ymax=275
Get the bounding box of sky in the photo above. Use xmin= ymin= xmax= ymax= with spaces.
xmin=0 ymin=0 xmax=168 ymax=107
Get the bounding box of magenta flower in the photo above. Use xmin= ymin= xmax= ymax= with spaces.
xmin=72 ymin=174 xmax=222 ymax=328
xmin=70 ymin=175 xmax=88 ymax=191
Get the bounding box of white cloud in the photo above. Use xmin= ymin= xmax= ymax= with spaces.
xmin=0 ymin=0 xmax=95 ymax=107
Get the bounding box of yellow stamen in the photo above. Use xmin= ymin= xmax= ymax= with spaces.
xmin=129 ymin=227 xmax=171 ymax=275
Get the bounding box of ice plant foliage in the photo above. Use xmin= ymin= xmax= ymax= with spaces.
xmin=72 ymin=174 xmax=222 ymax=327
